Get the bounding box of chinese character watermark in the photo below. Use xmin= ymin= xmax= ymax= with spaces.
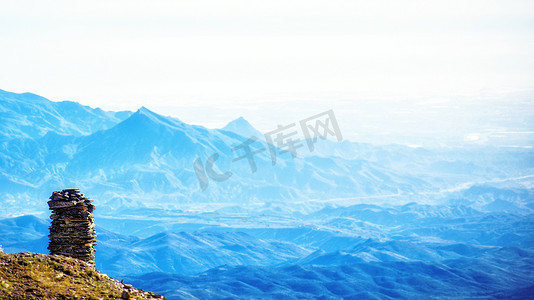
xmin=194 ymin=109 xmax=342 ymax=190
xmin=264 ymin=123 xmax=303 ymax=165
xmin=193 ymin=153 xmax=233 ymax=191
xmin=232 ymin=136 xmax=265 ymax=173
xmin=300 ymin=110 xmax=343 ymax=152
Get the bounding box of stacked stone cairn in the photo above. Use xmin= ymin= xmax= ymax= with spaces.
xmin=48 ymin=189 xmax=96 ymax=265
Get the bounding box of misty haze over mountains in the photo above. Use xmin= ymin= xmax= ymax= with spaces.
xmin=1 ymin=89 xmax=533 ymax=299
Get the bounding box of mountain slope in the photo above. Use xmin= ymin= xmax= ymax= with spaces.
xmin=0 ymin=216 xmax=310 ymax=277
xmin=0 ymin=102 xmax=436 ymax=215
xmin=0 ymin=252 xmax=164 ymax=299
xmin=0 ymin=89 xmax=532 ymax=220
xmin=0 ymin=89 xmax=131 ymax=140
xmin=124 ymin=255 xmax=534 ymax=300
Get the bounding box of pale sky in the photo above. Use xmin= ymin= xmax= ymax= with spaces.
xmin=1 ymin=0 xmax=533 ymax=146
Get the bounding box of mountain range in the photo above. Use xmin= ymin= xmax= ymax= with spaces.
xmin=0 ymin=89 xmax=430 ymax=217
xmin=1 ymin=89 xmax=532 ymax=220
xmin=1 ymin=203 xmax=533 ymax=299
xmin=1 ymin=88 xmax=533 ymax=299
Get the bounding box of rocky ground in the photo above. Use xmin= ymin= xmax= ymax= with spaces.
xmin=0 ymin=252 xmax=164 ymax=300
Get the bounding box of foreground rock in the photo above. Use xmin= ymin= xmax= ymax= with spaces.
xmin=0 ymin=252 xmax=165 ymax=300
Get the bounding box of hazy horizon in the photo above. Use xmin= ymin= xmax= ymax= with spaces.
xmin=2 ymin=0 xmax=533 ymax=146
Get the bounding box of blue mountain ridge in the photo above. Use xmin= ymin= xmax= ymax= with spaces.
xmin=0 ymin=91 xmax=448 ymax=217
xmin=0 ymin=89 xmax=131 ymax=140
xmin=1 ymin=89 xmax=534 ymax=299
xmin=2 ymin=207 xmax=533 ymax=299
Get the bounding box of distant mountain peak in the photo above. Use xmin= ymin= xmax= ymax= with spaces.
xmin=135 ymin=106 xmax=157 ymax=117
xmin=137 ymin=106 xmax=152 ymax=114
xmin=132 ymin=106 xmax=168 ymax=123
xmin=114 ymin=106 xmax=190 ymax=136
xmin=222 ymin=116 xmax=263 ymax=139
xmin=134 ymin=107 xmax=182 ymax=123
xmin=129 ymin=107 xmax=160 ymax=122
xmin=233 ymin=116 xmax=247 ymax=123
